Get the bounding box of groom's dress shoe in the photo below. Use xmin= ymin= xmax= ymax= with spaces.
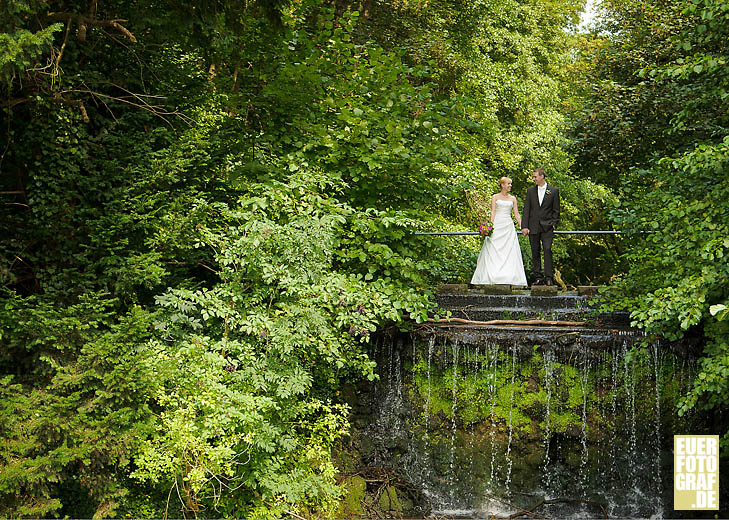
xmin=545 ymin=278 xmax=554 ymax=286
xmin=533 ymin=278 xmax=545 ymax=286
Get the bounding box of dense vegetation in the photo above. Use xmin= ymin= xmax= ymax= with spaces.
xmin=1 ymin=0 xmax=727 ymax=516
xmin=572 ymin=0 xmax=729 ymax=448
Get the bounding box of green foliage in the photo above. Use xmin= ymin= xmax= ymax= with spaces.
xmin=0 ymin=0 xmax=626 ymax=515
xmin=606 ymin=141 xmax=729 ymax=424
xmin=578 ymin=0 xmax=729 ymax=441
xmin=259 ymin=9 xmax=462 ymax=209
xmin=568 ymin=0 xmax=694 ymax=187
xmin=0 ymin=293 xmax=157 ymax=518
xmin=122 ymin=168 xmax=453 ymax=514
xmin=0 ymin=1 xmax=63 ymax=86
xmin=2 ymin=0 xmax=461 ymax=513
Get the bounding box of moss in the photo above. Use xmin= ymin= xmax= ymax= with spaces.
xmin=378 ymin=486 xmax=402 ymax=514
xmin=337 ymin=475 xmax=366 ymax=517
xmin=549 ymin=410 xmax=584 ymax=434
xmin=406 ymin=341 xmax=686 ymax=459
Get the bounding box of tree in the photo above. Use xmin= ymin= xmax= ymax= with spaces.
xmin=588 ymin=0 xmax=729 ymax=446
xmin=1 ymin=0 xmax=606 ymax=515
xmin=0 ymin=0 xmax=464 ymax=515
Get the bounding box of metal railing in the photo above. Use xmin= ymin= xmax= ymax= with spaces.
xmin=414 ymin=231 xmax=631 ymax=236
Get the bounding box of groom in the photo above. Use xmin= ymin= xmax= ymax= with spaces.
xmin=521 ymin=168 xmax=560 ymax=286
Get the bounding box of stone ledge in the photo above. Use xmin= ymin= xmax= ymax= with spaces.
xmin=434 ymin=293 xmax=592 ymax=310
xmin=530 ymin=285 xmax=559 ymax=296
xmin=468 ymin=284 xmax=513 ymax=295
xmin=438 ymin=283 xmax=469 ymax=294
xmin=578 ymin=285 xmax=602 ymax=296
xmin=447 ymin=309 xmax=589 ymax=322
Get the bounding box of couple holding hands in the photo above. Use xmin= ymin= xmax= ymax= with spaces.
xmin=471 ymin=168 xmax=560 ymax=287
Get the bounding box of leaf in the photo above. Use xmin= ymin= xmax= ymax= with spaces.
xmin=709 ymin=304 xmax=728 ymax=321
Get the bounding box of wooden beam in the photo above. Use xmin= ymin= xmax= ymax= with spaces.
xmin=425 ymin=317 xmax=586 ymax=327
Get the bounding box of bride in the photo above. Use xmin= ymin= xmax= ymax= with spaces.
xmin=470 ymin=177 xmax=528 ymax=286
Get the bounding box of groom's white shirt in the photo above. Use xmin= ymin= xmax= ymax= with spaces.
xmin=537 ymin=183 xmax=547 ymax=205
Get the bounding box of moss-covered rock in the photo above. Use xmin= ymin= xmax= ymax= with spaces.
xmin=334 ymin=445 xmax=359 ymax=474
xmin=378 ymin=485 xmax=402 ymax=514
xmin=337 ymin=475 xmax=367 ymax=517
xmin=400 ymin=494 xmax=414 ymax=514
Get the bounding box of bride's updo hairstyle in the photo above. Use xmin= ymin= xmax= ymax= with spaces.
xmin=498 ymin=176 xmax=512 ymax=189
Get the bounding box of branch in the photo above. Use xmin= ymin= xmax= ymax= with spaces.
xmin=55 ymin=16 xmax=73 ymax=71
xmin=98 ymin=19 xmax=137 ymax=42
xmin=262 ymin=500 xmax=309 ymax=520
xmin=3 ymin=98 xmax=30 ymax=109
xmin=46 ymin=12 xmax=137 ymax=42
xmin=60 ymin=97 xmax=91 ymax=123
xmin=58 ymin=87 xmax=193 ymax=127
xmin=164 ymin=260 xmax=219 ymax=274
xmin=506 ymin=498 xmax=546 ymax=519
xmin=422 ymin=317 xmax=586 ymax=327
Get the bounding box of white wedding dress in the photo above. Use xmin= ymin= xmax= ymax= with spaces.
xmin=470 ymin=199 xmax=528 ymax=286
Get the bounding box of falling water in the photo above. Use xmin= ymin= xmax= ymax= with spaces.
xmin=448 ymin=339 xmax=460 ymax=504
xmin=504 ymin=343 xmax=517 ymax=495
xmin=425 ymin=335 xmax=435 ymax=434
xmin=609 ymin=344 xmax=620 ymax=490
xmin=362 ymin=330 xmax=697 ymax=519
xmin=578 ymin=341 xmax=591 ymax=496
xmin=487 ymin=341 xmax=499 ymax=488
xmin=467 ymin=345 xmax=478 ymax=495
xmin=652 ymin=341 xmax=664 ymax=513
xmin=387 ymin=339 xmax=394 ymax=394
xmin=372 ymin=337 xmax=382 ymax=394
xmin=623 ymin=341 xmax=637 ymax=484
xmin=594 ymin=351 xmax=606 ymax=484
xmin=542 ymin=348 xmax=555 ymax=496
xmin=624 ymin=340 xmax=639 ymax=514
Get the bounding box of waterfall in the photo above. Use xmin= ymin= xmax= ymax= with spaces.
xmin=425 ymin=335 xmax=434 ymax=435
xmin=623 ymin=340 xmax=638 ymax=487
xmin=652 ymin=341 xmax=664 ymax=513
xmin=542 ymin=348 xmax=555 ymax=497
xmin=609 ymin=342 xmax=620 ymax=499
xmin=466 ymin=345 xmax=478 ymax=506
xmin=448 ymin=339 xmax=459 ymax=505
xmin=487 ymin=341 xmax=499 ymax=490
xmin=504 ymin=343 xmax=517 ymax=495
xmin=361 ymin=329 xmax=695 ymax=519
xmin=578 ymin=340 xmax=591 ymax=497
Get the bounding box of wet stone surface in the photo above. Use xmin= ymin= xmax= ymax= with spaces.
xmin=433 ymin=292 xmax=632 ymax=329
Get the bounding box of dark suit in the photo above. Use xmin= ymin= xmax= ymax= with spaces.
xmin=522 ymin=184 xmax=560 ymax=281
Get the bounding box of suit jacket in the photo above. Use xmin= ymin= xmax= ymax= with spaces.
xmin=522 ymin=184 xmax=560 ymax=234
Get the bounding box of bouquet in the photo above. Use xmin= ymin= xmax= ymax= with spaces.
xmin=479 ymin=221 xmax=494 ymax=237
